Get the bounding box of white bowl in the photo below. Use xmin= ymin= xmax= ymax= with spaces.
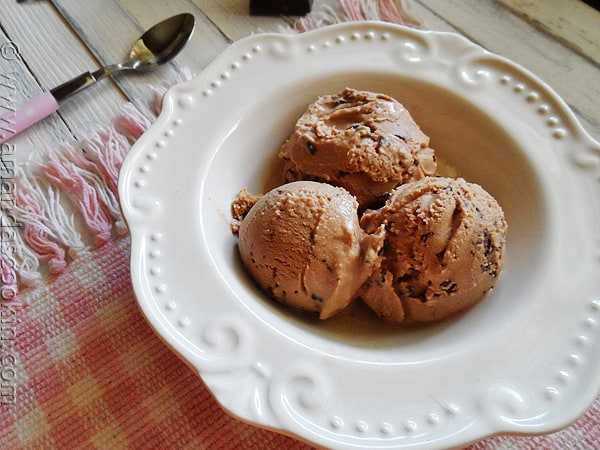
xmin=118 ymin=21 xmax=600 ymax=449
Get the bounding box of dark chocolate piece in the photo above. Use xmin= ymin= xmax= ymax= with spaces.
xmin=250 ymin=0 xmax=313 ymax=16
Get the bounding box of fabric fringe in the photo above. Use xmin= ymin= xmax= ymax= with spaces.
xmin=3 ymin=0 xmax=418 ymax=294
xmin=5 ymin=103 xmax=154 ymax=293
xmin=42 ymin=153 xmax=114 ymax=247
xmin=3 ymin=65 xmax=198 ymax=293
xmin=13 ymin=173 xmax=69 ymax=276
xmin=289 ymin=0 xmax=421 ymax=32
xmin=1 ymin=209 xmax=41 ymax=287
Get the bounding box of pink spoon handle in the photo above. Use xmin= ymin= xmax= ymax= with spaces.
xmin=0 ymin=92 xmax=59 ymax=144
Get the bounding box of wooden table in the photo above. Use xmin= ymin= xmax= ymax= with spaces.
xmin=1 ymin=0 xmax=599 ymax=448
xmin=1 ymin=0 xmax=598 ymax=160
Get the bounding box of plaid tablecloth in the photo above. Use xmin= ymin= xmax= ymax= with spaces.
xmin=1 ymin=1 xmax=598 ymax=448
xmin=1 ymin=236 xmax=599 ymax=449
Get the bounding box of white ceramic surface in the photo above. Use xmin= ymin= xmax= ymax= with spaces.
xmin=118 ymin=22 xmax=600 ymax=449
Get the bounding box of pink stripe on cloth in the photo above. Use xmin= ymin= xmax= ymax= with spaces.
xmin=42 ymin=154 xmax=113 ymax=247
xmin=0 ymin=252 xmax=19 ymax=298
xmin=0 ymin=238 xmax=313 ymax=449
xmin=340 ymin=0 xmax=366 ymax=21
xmin=292 ymin=0 xmax=421 ymax=32
xmin=113 ymin=103 xmax=152 ymax=142
xmin=63 ymin=127 xmax=128 ymax=196
xmin=378 ymin=0 xmax=417 ymax=25
xmin=1 ymin=237 xmax=598 ymax=449
xmin=14 ymin=185 xmax=68 ymax=275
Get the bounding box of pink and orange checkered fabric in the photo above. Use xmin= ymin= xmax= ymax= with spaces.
xmin=1 ymin=237 xmax=598 ymax=449
xmin=0 ymin=238 xmax=310 ymax=449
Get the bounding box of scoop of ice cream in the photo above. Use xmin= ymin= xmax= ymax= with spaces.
xmin=237 ymin=181 xmax=385 ymax=319
xmin=279 ymin=88 xmax=437 ymax=208
xmin=358 ymin=177 xmax=507 ymax=324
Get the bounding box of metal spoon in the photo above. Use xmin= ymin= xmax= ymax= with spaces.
xmin=0 ymin=13 xmax=195 ymax=143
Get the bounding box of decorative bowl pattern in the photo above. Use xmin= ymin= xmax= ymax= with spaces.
xmin=119 ymin=22 xmax=600 ymax=449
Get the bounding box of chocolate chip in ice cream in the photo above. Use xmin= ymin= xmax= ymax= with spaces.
xmin=278 ymin=88 xmax=437 ymax=209
xmin=231 ymin=89 xmax=507 ymax=326
xmin=235 ymin=181 xmax=385 ymax=319
xmin=358 ymin=176 xmax=507 ymax=324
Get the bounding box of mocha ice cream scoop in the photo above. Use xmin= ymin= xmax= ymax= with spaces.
xmin=235 ymin=181 xmax=384 ymax=319
xmin=279 ymin=88 xmax=437 ymax=208
xmin=358 ymin=177 xmax=507 ymax=324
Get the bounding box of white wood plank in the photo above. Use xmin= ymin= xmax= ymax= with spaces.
xmin=114 ymin=0 xmax=236 ymax=69
xmin=190 ymin=0 xmax=294 ymax=40
xmin=190 ymin=0 xmax=460 ymax=38
xmin=498 ymin=0 xmax=600 ymax=63
xmin=50 ymin=0 xmax=232 ymax=116
xmin=1 ymin=26 xmax=66 ymax=163
xmin=416 ymin=0 xmax=600 ymax=141
xmin=0 ymin=0 xmax=127 ymax=153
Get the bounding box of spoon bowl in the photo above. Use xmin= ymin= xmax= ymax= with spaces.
xmin=78 ymin=13 xmax=196 ymax=87
xmin=129 ymin=13 xmax=196 ymax=69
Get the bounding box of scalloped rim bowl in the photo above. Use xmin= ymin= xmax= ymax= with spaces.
xmin=118 ymin=22 xmax=600 ymax=449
